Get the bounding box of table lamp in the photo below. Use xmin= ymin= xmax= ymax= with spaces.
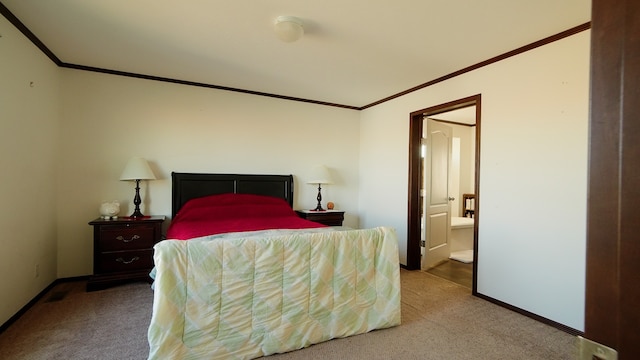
xmin=307 ymin=165 xmax=333 ymax=211
xmin=120 ymin=157 xmax=156 ymax=217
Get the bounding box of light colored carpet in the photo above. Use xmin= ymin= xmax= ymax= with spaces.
xmin=0 ymin=269 xmax=577 ymax=359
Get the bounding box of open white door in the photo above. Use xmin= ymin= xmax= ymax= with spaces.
xmin=421 ymin=119 xmax=453 ymax=270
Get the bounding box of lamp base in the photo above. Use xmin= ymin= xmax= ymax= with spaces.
xmin=311 ymin=183 xmax=326 ymax=211
xmin=130 ymin=179 xmax=145 ymax=218
xmin=129 ymin=210 xmax=145 ymax=218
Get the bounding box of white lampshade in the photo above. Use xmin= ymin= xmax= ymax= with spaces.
xmin=120 ymin=157 xmax=156 ymax=181
xmin=307 ymin=165 xmax=333 ymax=185
xmin=274 ymin=16 xmax=304 ymax=43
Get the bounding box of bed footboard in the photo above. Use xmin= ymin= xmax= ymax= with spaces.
xmin=148 ymin=227 xmax=401 ymax=360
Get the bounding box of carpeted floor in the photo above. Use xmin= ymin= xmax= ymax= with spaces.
xmin=0 ymin=269 xmax=578 ymax=359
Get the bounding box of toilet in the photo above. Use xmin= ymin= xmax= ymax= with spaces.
xmin=450 ymin=216 xmax=474 ymax=263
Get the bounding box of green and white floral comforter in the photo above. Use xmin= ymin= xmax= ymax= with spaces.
xmin=147 ymin=226 xmax=401 ymax=360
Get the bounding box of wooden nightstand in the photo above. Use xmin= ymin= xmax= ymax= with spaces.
xmin=87 ymin=216 xmax=165 ymax=291
xmin=295 ymin=210 xmax=345 ymax=226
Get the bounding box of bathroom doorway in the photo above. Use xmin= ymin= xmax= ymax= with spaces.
xmin=407 ymin=95 xmax=480 ymax=294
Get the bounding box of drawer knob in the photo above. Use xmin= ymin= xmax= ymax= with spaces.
xmin=115 ymin=256 xmax=140 ymax=265
xmin=116 ymin=235 xmax=140 ymax=243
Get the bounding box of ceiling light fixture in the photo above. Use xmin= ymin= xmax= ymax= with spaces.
xmin=274 ymin=16 xmax=304 ymax=43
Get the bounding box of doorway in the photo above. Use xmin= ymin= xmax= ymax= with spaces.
xmin=407 ymin=94 xmax=481 ymax=294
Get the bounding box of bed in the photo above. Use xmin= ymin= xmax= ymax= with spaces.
xmin=147 ymin=173 xmax=401 ymax=360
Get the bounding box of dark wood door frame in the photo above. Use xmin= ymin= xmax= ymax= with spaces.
xmin=585 ymin=0 xmax=640 ymax=357
xmin=406 ymin=94 xmax=481 ymax=294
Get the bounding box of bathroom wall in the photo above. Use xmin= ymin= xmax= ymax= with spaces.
xmin=450 ymin=123 xmax=475 ymax=216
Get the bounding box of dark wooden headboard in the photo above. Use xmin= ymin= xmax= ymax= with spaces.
xmin=171 ymin=172 xmax=294 ymax=217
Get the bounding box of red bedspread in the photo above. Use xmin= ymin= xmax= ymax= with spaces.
xmin=166 ymin=193 xmax=326 ymax=240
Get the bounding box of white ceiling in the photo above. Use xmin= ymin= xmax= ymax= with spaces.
xmin=1 ymin=0 xmax=591 ymax=108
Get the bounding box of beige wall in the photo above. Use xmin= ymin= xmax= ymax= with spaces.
xmin=56 ymin=70 xmax=361 ymax=277
xmin=0 ymin=16 xmax=60 ymax=325
xmin=359 ymin=31 xmax=590 ymax=330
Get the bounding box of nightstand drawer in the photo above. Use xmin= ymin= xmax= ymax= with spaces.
xmin=99 ymin=225 xmax=155 ymax=251
xmin=88 ymin=215 xmax=165 ymax=291
xmin=98 ymin=249 xmax=154 ymax=273
xmin=295 ymin=210 xmax=345 ymax=226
